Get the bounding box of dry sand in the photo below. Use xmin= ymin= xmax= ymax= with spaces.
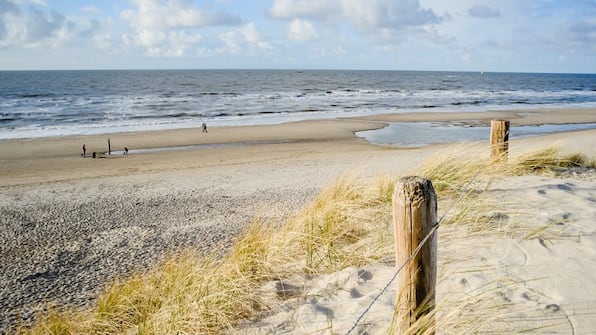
xmin=0 ymin=108 xmax=595 ymax=333
xmin=239 ymin=172 xmax=596 ymax=334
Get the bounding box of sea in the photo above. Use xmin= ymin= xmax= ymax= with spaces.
xmin=1 ymin=70 xmax=595 ymax=141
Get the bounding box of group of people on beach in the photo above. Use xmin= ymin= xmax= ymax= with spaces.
xmin=80 ymin=122 xmax=207 ymax=157
xmin=81 ymin=144 xmax=128 ymax=158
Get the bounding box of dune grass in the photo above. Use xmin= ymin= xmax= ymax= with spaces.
xmin=508 ymin=147 xmax=596 ymax=175
xmin=419 ymin=146 xmax=594 ymax=197
xmin=419 ymin=146 xmax=594 ymax=237
xmin=18 ymin=147 xmax=594 ymax=334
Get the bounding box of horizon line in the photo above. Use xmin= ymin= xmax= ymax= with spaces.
xmin=1 ymin=68 xmax=594 ymax=75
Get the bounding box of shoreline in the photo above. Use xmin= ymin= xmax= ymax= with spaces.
xmin=2 ymin=107 xmax=596 ymax=153
xmin=1 ymin=107 xmax=595 ymax=189
xmin=2 ymin=107 xmax=596 ymax=187
xmin=6 ymin=107 xmax=596 ymax=141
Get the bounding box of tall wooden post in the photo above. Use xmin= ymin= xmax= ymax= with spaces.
xmin=393 ymin=176 xmax=437 ymax=334
xmin=490 ymin=120 xmax=510 ymax=162
xmin=108 ymin=138 xmax=111 ymax=155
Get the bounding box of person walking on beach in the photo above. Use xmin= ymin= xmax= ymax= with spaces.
xmin=202 ymin=122 xmax=208 ymax=133
xmin=82 ymin=144 xmax=86 ymax=157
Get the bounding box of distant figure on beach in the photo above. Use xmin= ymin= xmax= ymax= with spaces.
xmin=124 ymin=147 xmax=129 ymax=155
xmin=92 ymin=152 xmax=96 ymax=159
xmin=202 ymin=122 xmax=208 ymax=133
xmin=82 ymin=144 xmax=86 ymax=157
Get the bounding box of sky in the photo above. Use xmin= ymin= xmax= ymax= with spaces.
xmin=0 ymin=0 xmax=595 ymax=73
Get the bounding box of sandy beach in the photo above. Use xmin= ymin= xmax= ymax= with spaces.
xmin=1 ymin=108 xmax=595 ymax=333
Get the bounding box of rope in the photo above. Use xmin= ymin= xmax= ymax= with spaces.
xmin=344 ymin=222 xmax=439 ymax=335
xmin=344 ymin=171 xmax=483 ymax=335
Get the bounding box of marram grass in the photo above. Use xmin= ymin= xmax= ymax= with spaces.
xmin=419 ymin=145 xmax=595 ymax=195
xmin=18 ymin=147 xmax=594 ymax=334
xmin=508 ymin=147 xmax=596 ymax=175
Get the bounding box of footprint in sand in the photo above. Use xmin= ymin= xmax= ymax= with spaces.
xmin=548 ymin=212 xmax=572 ymax=226
xmin=357 ymin=269 xmax=373 ymax=282
xmin=275 ymin=281 xmax=302 ymax=299
xmin=538 ymin=238 xmax=552 ymax=250
xmin=556 ymin=183 xmax=574 ymax=192
xmin=350 ymin=288 xmax=363 ymax=298
xmin=521 ymin=291 xmax=540 ymax=303
xmin=459 ymin=278 xmax=468 ymax=287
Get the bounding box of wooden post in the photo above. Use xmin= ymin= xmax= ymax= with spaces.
xmin=108 ymin=138 xmax=111 ymax=155
xmin=490 ymin=120 xmax=509 ymax=162
xmin=393 ymin=176 xmax=437 ymax=334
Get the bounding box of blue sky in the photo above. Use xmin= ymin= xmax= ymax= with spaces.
xmin=0 ymin=0 xmax=595 ymax=72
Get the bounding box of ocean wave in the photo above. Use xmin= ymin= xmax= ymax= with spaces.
xmin=187 ymin=92 xmax=240 ymax=97
xmin=15 ymin=93 xmax=57 ymax=98
xmin=1 ymin=70 xmax=594 ymax=140
xmin=0 ymin=117 xmax=18 ymax=123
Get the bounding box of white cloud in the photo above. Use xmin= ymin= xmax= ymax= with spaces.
xmin=25 ymin=7 xmax=66 ymax=42
xmin=135 ymin=29 xmax=203 ymax=57
xmin=269 ymin=0 xmax=337 ymax=20
xmin=287 ymin=18 xmax=319 ymax=42
xmin=264 ymin=0 xmax=447 ymax=67
xmin=0 ymin=2 xmax=113 ymax=50
xmin=0 ymin=0 xmax=19 ymax=41
xmin=241 ymin=22 xmax=272 ymax=49
xmin=218 ymin=30 xmax=241 ymax=54
xmin=218 ymin=23 xmax=273 ymax=54
xmin=269 ymin=0 xmax=441 ymax=36
xmin=136 ymin=29 xmax=165 ymax=47
xmin=123 ymin=0 xmax=240 ymax=30
xmin=269 ymin=0 xmax=441 ymax=28
xmin=165 ymin=30 xmax=202 ymax=56
xmin=121 ymin=0 xmax=241 ymax=56
xmin=340 ymin=0 xmax=384 ymax=29
xmin=136 ymin=34 xmax=196 ymax=57
xmin=0 ymin=4 xmax=74 ymax=48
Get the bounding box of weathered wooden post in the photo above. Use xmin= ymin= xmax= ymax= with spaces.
xmin=393 ymin=176 xmax=437 ymax=334
xmin=108 ymin=138 xmax=111 ymax=155
xmin=490 ymin=120 xmax=510 ymax=162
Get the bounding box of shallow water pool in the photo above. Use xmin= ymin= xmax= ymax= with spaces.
xmin=356 ymin=122 xmax=596 ymax=147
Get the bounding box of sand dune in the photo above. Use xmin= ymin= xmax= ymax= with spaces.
xmin=234 ymin=173 xmax=596 ymax=334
